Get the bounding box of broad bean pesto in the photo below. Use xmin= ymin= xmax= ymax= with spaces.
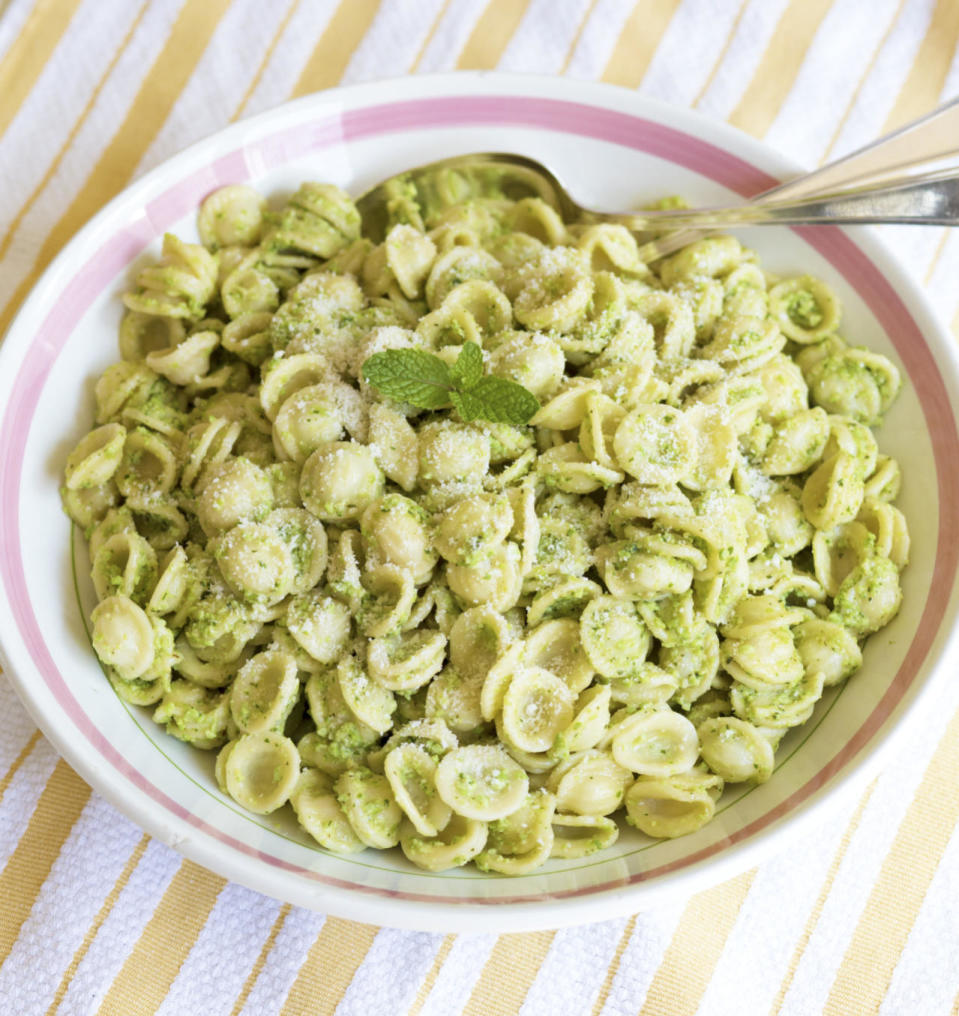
xmin=62 ymin=160 xmax=907 ymax=873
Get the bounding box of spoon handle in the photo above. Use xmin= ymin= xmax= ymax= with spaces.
xmin=763 ymin=96 xmax=959 ymax=200
xmin=624 ymin=168 xmax=959 ymax=230
xmin=638 ymin=98 xmax=959 ymax=259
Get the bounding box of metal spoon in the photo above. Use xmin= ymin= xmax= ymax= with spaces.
xmin=356 ymin=98 xmax=959 ymax=261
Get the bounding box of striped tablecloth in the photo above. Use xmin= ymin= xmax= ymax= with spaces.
xmin=2 ymin=1 xmax=959 ymax=1013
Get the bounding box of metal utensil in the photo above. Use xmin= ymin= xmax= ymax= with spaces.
xmin=356 ymin=97 xmax=959 ymax=261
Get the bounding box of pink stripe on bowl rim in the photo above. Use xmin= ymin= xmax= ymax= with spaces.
xmin=2 ymin=94 xmax=957 ymax=906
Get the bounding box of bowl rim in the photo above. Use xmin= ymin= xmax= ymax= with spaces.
xmin=2 ymin=70 xmax=959 ymax=932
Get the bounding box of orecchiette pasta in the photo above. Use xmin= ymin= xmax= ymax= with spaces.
xmin=67 ymin=164 xmax=907 ymax=875
xmin=155 ymin=679 xmax=230 ymax=749
xmin=384 ymin=743 xmax=452 ymax=837
xmin=550 ymin=813 xmax=619 ymax=858
xmin=434 ymin=744 xmax=529 ymax=821
xmin=476 ymin=788 xmax=556 ymax=874
xmin=546 ymin=749 xmax=632 ymax=816
xmin=217 ymin=732 xmax=300 ymax=814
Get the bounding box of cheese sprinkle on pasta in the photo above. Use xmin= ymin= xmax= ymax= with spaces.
xmin=63 ymin=165 xmax=907 ymax=873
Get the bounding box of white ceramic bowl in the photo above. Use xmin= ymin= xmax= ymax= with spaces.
xmin=2 ymin=73 xmax=959 ymax=932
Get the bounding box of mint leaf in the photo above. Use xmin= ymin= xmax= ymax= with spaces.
xmin=450 ymin=376 xmax=540 ymax=425
xmin=450 ymin=341 xmax=484 ymax=390
xmin=363 ymin=344 xmax=540 ymax=425
xmin=362 ymin=349 xmax=454 ymax=409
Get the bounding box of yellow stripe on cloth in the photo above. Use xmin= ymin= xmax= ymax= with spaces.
xmin=0 ymin=729 xmax=41 ymax=798
xmin=462 ymin=931 xmax=556 ymax=1016
xmin=922 ymin=230 xmax=950 ymax=285
xmin=823 ymin=705 xmax=959 ymax=1015
xmin=229 ymin=903 xmax=293 ymax=1016
xmin=279 ymin=918 xmax=379 ymax=1015
xmin=292 ymin=0 xmax=382 ymax=97
xmin=0 ymin=761 xmax=91 ymax=960
xmin=0 ymin=0 xmax=233 ymax=337
xmin=691 ymin=0 xmax=751 ymax=107
xmin=882 ymin=0 xmax=959 ymax=132
xmin=233 ymin=0 xmax=302 ymax=119
xmin=728 ymin=0 xmax=837 ymax=139
xmin=818 ymin=0 xmax=908 ymax=164
xmin=559 ymin=0 xmax=601 ymax=74
xmin=456 ymin=0 xmax=534 ymax=70
xmin=43 ymin=835 xmax=150 ymax=1016
xmin=769 ymin=780 xmax=877 ymax=1015
xmin=0 ymin=0 xmax=150 ymax=263
xmin=601 ymin=0 xmax=683 ymax=89
xmin=95 ymin=861 xmax=225 ymax=1016
xmin=639 ymin=869 xmax=756 ymax=1016
xmin=0 ymin=0 xmax=85 ymax=141
xmin=410 ymin=0 xmax=454 ymax=73
xmin=590 ymin=914 xmax=638 ymax=1016
xmin=407 ymin=934 xmax=456 ymax=1016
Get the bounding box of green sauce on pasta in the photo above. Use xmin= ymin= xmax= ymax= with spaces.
xmin=63 ymin=164 xmax=907 ymax=873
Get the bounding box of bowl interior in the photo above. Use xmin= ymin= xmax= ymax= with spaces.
xmin=2 ymin=75 xmax=958 ymax=930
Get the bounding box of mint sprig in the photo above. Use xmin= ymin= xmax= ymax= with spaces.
xmin=362 ymin=342 xmax=540 ymax=425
